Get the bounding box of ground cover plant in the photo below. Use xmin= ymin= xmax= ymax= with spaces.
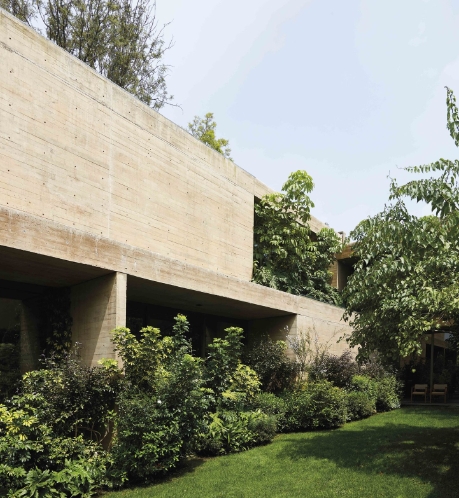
xmin=103 ymin=407 xmax=459 ymax=498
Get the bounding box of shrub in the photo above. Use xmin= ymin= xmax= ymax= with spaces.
xmin=197 ymin=410 xmax=277 ymax=456
xmin=111 ymin=392 xmax=189 ymax=483
xmin=16 ymin=347 xmax=121 ymax=442
xmin=0 ymin=347 xmax=118 ymax=496
xmin=204 ymin=327 xmax=263 ymax=412
xmin=345 ymin=373 xmax=400 ymax=416
xmin=0 ymin=403 xmax=109 ymax=497
xmin=242 ymin=336 xmax=297 ymax=392
xmin=281 ymin=380 xmax=347 ymax=432
xmin=205 ymin=327 xmax=243 ymax=400
xmin=374 ymin=375 xmax=402 ymax=412
xmin=309 ymin=351 xmax=358 ymax=388
xmin=222 ymin=363 xmax=261 ymax=410
xmin=247 ymin=392 xmax=287 ymax=418
xmin=346 ymin=391 xmax=376 ymax=421
xmin=110 ymin=315 xmax=206 ymax=483
xmin=358 ymin=353 xmax=394 ymax=380
xmin=247 ymin=411 xmax=277 ymax=446
xmin=349 ymin=375 xmax=377 ymax=400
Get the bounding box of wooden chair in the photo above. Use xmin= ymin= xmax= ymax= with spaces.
xmin=430 ymin=384 xmax=448 ymax=403
xmin=411 ymin=384 xmax=428 ymax=403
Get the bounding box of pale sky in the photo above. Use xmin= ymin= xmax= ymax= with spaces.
xmin=156 ymin=0 xmax=459 ymax=235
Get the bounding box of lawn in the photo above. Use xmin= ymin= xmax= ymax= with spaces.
xmin=104 ymin=407 xmax=459 ymax=498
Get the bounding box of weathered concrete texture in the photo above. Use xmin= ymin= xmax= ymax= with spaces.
xmin=0 ymin=10 xmax=353 ymax=361
xmin=0 ymin=10 xmax=328 ymax=283
xmin=20 ymin=298 xmax=41 ymax=372
xmin=249 ymin=310 xmax=352 ymax=360
xmin=71 ymin=272 xmax=126 ymax=366
xmin=296 ymin=313 xmax=351 ymax=357
xmin=0 ymin=206 xmax=352 ymax=329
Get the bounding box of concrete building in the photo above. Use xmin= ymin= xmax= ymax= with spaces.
xmin=0 ymin=9 xmax=352 ymax=370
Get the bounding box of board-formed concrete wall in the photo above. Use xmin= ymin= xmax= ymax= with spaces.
xmin=249 ymin=302 xmax=352 ymax=361
xmin=0 ymin=10 xmax=354 ymax=367
xmin=0 ymin=11 xmax=251 ymax=280
xmin=0 ymin=9 xmax=328 ymax=281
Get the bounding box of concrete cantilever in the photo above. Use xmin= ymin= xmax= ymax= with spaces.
xmin=0 ymin=9 xmax=353 ymax=368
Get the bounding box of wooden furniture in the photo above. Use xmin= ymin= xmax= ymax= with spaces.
xmin=430 ymin=384 xmax=448 ymax=403
xmin=411 ymin=384 xmax=428 ymax=403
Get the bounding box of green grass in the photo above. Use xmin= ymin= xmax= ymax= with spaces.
xmin=104 ymin=407 xmax=459 ymax=498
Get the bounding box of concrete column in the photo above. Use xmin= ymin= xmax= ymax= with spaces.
xmin=71 ymin=272 xmax=127 ymax=367
xmin=20 ymin=298 xmax=41 ymax=373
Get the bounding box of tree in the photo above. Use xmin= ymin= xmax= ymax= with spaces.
xmin=2 ymin=0 xmax=172 ymax=109
xmin=343 ymin=87 xmax=459 ymax=362
xmin=1 ymin=0 xmax=34 ymax=23
xmin=253 ymin=170 xmax=343 ymax=305
xmin=188 ymin=112 xmax=233 ymax=160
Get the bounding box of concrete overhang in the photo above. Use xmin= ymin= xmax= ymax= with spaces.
xmin=127 ymin=275 xmax=294 ymax=321
xmin=0 ymin=246 xmax=294 ymax=320
xmin=0 ymin=208 xmax=300 ymax=319
xmin=0 ymin=207 xmax=347 ymax=323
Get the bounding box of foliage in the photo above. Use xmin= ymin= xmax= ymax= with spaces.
xmin=223 ymin=363 xmax=261 ymax=408
xmin=253 ymin=170 xmax=343 ymax=304
xmin=346 ymin=391 xmax=375 ymax=421
xmin=288 ymin=325 xmax=341 ymax=382
xmin=281 ymin=380 xmax=347 ymax=432
xmin=242 ymin=336 xmax=297 ymax=393
xmin=0 ymin=344 xmax=20 ymax=402
xmin=344 ymin=87 xmax=459 ymax=361
xmin=197 ymin=410 xmax=277 ymax=456
xmin=358 ymin=352 xmax=394 ymax=380
xmin=374 ymin=375 xmax=402 ymax=412
xmin=204 ymin=326 xmax=260 ymax=411
xmin=0 ymin=403 xmax=110 ymax=497
xmin=246 ymin=392 xmax=287 ymax=418
xmin=16 ymin=347 xmax=120 ymax=441
xmin=0 ymin=0 xmax=33 ymax=22
xmin=308 ymin=350 xmax=358 ymax=388
xmin=188 ymin=112 xmax=232 ymax=160
xmin=111 ymin=392 xmax=193 ymax=483
xmin=346 ymin=373 xmax=400 ymax=414
xmin=110 ymin=315 xmax=206 ymax=483
xmin=3 ymin=0 xmax=172 ymax=109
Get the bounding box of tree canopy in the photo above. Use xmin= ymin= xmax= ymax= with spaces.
xmin=188 ymin=112 xmax=233 ymax=160
xmin=253 ymin=170 xmax=343 ymax=305
xmin=343 ymin=87 xmax=459 ymax=361
xmin=2 ymin=0 xmax=172 ymax=109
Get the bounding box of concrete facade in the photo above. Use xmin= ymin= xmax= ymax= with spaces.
xmin=0 ymin=10 xmax=353 ymax=367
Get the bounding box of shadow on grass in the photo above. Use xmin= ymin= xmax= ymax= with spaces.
xmin=276 ymin=407 xmax=459 ymax=498
xmin=107 ymin=457 xmax=207 ymax=495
